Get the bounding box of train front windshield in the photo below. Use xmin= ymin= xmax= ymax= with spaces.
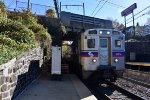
xmin=87 ymin=39 xmax=95 ymax=48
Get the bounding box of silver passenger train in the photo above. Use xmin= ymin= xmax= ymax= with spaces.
xmin=78 ymin=28 xmax=125 ymax=80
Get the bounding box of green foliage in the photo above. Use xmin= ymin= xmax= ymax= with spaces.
xmin=0 ymin=35 xmax=17 ymax=47
xmin=0 ymin=18 xmax=36 ymax=44
xmin=45 ymin=9 xmax=56 ymax=18
xmin=0 ymin=1 xmax=7 ymax=17
xmin=28 ymin=24 xmax=51 ymax=42
xmin=0 ymin=35 xmax=20 ymax=64
xmin=8 ymin=11 xmax=51 ymax=43
xmin=0 ymin=31 xmax=36 ymax=65
xmin=8 ymin=10 xmax=38 ymax=25
xmin=0 ymin=8 xmax=51 ymax=65
xmin=0 ymin=2 xmax=51 ymax=65
xmin=62 ymin=45 xmax=71 ymax=58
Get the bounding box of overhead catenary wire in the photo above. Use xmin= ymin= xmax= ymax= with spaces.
xmin=97 ymin=0 xmax=125 ymax=8
xmin=93 ymin=0 xmax=107 ymax=17
xmin=93 ymin=0 xmax=124 ymax=17
xmin=91 ymin=0 xmax=103 ymax=16
xmin=104 ymin=0 xmax=125 ymax=8
xmin=126 ymin=12 xmax=148 ymax=24
xmin=126 ymin=5 xmax=150 ymax=22
xmin=7 ymin=0 xmax=15 ymax=8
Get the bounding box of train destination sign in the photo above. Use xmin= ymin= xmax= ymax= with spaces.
xmin=121 ymin=3 xmax=137 ymax=16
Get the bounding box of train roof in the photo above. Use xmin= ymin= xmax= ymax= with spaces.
xmin=82 ymin=28 xmax=124 ymax=36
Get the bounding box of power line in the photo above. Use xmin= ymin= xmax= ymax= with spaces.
xmin=106 ymin=1 xmax=125 ymax=8
xmin=93 ymin=0 xmax=124 ymax=17
xmin=98 ymin=0 xmax=125 ymax=8
xmin=126 ymin=12 xmax=148 ymax=24
xmin=93 ymin=0 xmax=107 ymax=17
xmin=91 ymin=0 xmax=103 ymax=16
xmin=60 ymin=3 xmax=85 ymax=16
xmin=61 ymin=5 xmax=83 ymax=7
xmin=126 ymin=5 xmax=150 ymax=22
xmin=7 ymin=0 xmax=15 ymax=8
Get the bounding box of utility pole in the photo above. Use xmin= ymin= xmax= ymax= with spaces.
xmin=27 ymin=0 xmax=30 ymax=11
xmin=124 ymin=16 xmax=127 ymax=39
xmin=53 ymin=0 xmax=59 ymax=18
xmin=83 ymin=3 xmax=85 ymax=29
xmin=60 ymin=3 xmax=85 ymax=28
xmin=132 ymin=11 xmax=135 ymax=37
xmin=83 ymin=3 xmax=85 ymax=16
xmin=60 ymin=3 xmax=85 ymax=16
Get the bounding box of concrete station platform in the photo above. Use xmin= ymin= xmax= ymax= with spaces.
xmin=15 ymin=74 xmax=97 ymax=100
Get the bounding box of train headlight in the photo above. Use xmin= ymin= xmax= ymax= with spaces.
xmin=100 ymin=31 xmax=103 ymax=34
xmin=114 ymin=58 xmax=119 ymax=63
xmin=92 ymin=59 xmax=97 ymax=63
xmin=107 ymin=31 xmax=110 ymax=34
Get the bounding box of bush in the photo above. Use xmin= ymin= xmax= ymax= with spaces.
xmin=0 ymin=35 xmax=20 ymax=65
xmin=0 ymin=35 xmax=17 ymax=47
xmin=0 ymin=17 xmax=36 ymax=65
xmin=28 ymin=24 xmax=51 ymax=41
xmin=0 ymin=1 xmax=7 ymax=17
xmin=8 ymin=11 xmax=51 ymax=43
xmin=0 ymin=7 xmax=51 ymax=65
xmin=45 ymin=9 xmax=56 ymax=18
xmin=0 ymin=18 xmax=36 ymax=44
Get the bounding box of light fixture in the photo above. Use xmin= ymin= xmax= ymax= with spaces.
xmin=107 ymin=31 xmax=110 ymax=34
xmin=92 ymin=59 xmax=97 ymax=63
xmin=114 ymin=58 xmax=119 ymax=63
xmin=100 ymin=31 xmax=102 ymax=34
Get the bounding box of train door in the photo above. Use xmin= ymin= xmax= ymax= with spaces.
xmin=99 ymin=38 xmax=110 ymax=65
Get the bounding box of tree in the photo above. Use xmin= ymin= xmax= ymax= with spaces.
xmin=135 ymin=22 xmax=143 ymax=36
xmin=0 ymin=1 xmax=7 ymax=17
xmin=112 ymin=19 xmax=124 ymax=31
xmin=45 ymin=9 xmax=56 ymax=18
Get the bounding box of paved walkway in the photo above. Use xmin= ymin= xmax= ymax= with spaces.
xmin=15 ymin=74 xmax=79 ymax=100
xmin=15 ymin=74 xmax=97 ymax=100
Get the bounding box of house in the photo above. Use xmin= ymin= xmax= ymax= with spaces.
xmin=142 ymin=25 xmax=150 ymax=36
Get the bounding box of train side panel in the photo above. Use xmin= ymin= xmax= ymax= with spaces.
xmin=111 ymin=33 xmax=125 ymax=71
xmin=80 ymin=31 xmax=99 ymax=71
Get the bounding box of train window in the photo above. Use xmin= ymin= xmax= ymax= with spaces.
xmin=87 ymin=39 xmax=95 ymax=48
xmin=100 ymin=39 xmax=107 ymax=48
xmin=89 ymin=30 xmax=97 ymax=34
xmin=115 ymin=40 xmax=121 ymax=47
xmin=113 ymin=31 xmax=120 ymax=35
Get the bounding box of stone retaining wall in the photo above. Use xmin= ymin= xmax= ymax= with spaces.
xmin=0 ymin=47 xmax=43 ymax=100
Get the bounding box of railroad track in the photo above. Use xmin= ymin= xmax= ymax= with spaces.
xmin=99 ymin=80 xmax=144 ymax=100
xmin=85 ymin=80 xmax=144 ymax=100
xmin=114 ymin=78 xmax=150 ymax=100
xmin=122 ymin=76 xmax=150 ymax=88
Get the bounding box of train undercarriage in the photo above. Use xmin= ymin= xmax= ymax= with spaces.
xmin=81 ymin=66 xmax=117 ymax=84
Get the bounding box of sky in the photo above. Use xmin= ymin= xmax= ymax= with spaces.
xmin=4 ymin=0 xmax=150 ymax=27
